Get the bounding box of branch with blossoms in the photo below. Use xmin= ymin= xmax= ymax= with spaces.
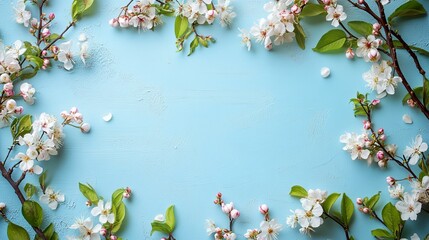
xmin=239 ymin=0 xmax=429 ymax=120
xmin=110 ymin=0 xmax=236 ymax=56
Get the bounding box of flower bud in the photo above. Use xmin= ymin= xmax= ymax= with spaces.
xmin=291 ymin=4 xmax=301 ymax=14
xmin=362 ymin=207 xmax=370 ymax=214
xmin=358 ymin=0 xmax=364 ymax=4
xmin=51 ymin=46 xmax=59 ymax=54
xmin=43 ymin=58 xmax=50 ymax=66
xmin=49 ymin=13 xmax=55 ymax=20
xmin=123 ymin=192 xmax=130 ymax=198
xmin=6 ymin=99 xmax=17 ymax=112
xmin=378 ymin=160 xmax=387 ymax=168
xmin=14 ymin=106 xmax=24 ymax=115
xmin=109 ymin=18 xmax=119 ymax=27
xmin=42 ymin=28 xmax=51 ymax=37
xmin=379 ymin=134 xmax=386 ymax=141
xmin=322 ymin=0 xmax=331 ymax=5
xmin=0 ymin=202 xmax=6 ymax=210
xmin=386 ymin=176 xmax=395 ymax=186
xmin=41 ymin=50 xmax=48 ymax=56
xmin=221 ymin=202 xmax=234 ymax=214
xmin=378 ymin=128 xmax=384 ymax=134
xmin=372 ymin=23 xmax=381 ymax=31
xmin=100 ymin=228 xmax=107 ymax=236
xmin=259 ymin=204 xmax=269 ymax=215
xmin=371 ymin=99 xmax=380 ymax=106
xmin=363 ymin=120 xmax=371 ymax=130
xmin=407 ymin=99 xmax=416 ymax=108
xmin=368 ymin=48 xmax=380 ymax=62
xmin=230 ymin=209 xmax=240 ymax=219
xmin=74 ymin=112 xmax=83 ymax=124
xmin=161 ymin=238 xmax=167 ymax=240
xmin=70 ymin=107 xmax=79 ymax=114
xmin=110 ymin=235 xmax=118 ymax=240
xmin=346 ymin=48 xmax=355 ymax=59
xmin=376 ymin=151 xmax=384 ymax=160
xmin=60 ymin=111 xmax=69 ymax=119
xmin=214 ymin=199 xmax=219 ymax=204
xmin=125 ymin=187 xmax=132 ymax=194
xmin=356 ymin=198 xmax=363 ymax=205
xmin=85 ymin=200 xmax=91 ymax=207
xmin=3 ymin=82 xmax=14 ymax=96
xmin=320 ymin=67 xmax=330 ymax=78
xmin=80 ymin=123 xmax=91 ymax=133
xmin=217 ymin=192 xmax=222 ymax=198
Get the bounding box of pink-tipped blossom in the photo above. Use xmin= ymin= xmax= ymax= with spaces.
xmin=259 ymin=204 xmax=269 ymax=215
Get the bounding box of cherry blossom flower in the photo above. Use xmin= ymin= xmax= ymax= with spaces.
xmin=388 ymin=184 xmax=404 ymax=199
xmin=205 ymin=219 xmax=217 ymax=235
xmin=20 ymin=83 xmax=36 ymax=105
xmin=58 ymin=40 xmax=74 ymax=71
xmin=326 ymin=5 xmax=347 ymax=27
xmin=395 ymin=193 xmax=421 ymax=221
xmin=14 ymin=149 xmax=37 ymax=171
xmin=340 ymin=132 xmax=371 ymax=160
xmin=70 ymin=217 xmax=102 ymax=240
xmin=40 ymin=187 xmax=65 ymax=210
xmin=259 ymin=219 xmax=283 ymax=240
xmin=403 ymin=135 xmax=428 ymax=165
xmin=244 ymin=229 xmax=259 ymax=239
xmin=91 ymin=200 xmax=115 ymax=224
xmin=356 ymin=35 xmax=381 ymax=62
xmin=217 ymin=0 xmax=236 ymax=27
xmin=14 ymin=0 xmax=31 ymax=27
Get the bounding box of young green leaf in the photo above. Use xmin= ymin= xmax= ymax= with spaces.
xmin=79 ymin=183 xmax=99 ymax=204
xmin=7 ymin=222 xmax=30 ymax=240
xmin=150 ymin=221 xmax=172 ymax=236
xmin=10 ymin=114 xmax=32 ymax=140
xmin=340 ymin=193 xmax=354 ymax=227
xmin=112 ymin=188 xmax=124 ymax=208
xmin=26 ymin=55 xmax=44 ymax=69
xmin=322 ymin=193 xmax=340 ymax=214
xmin=388 ymin=0 xmax=426 ymax=22
xmin=39 ymin=171 xmax=47 ymax=192
xmin=188 ymin=36 xmax=199 ymax=56
xmin=22 ymin=200 xmax=43 ymax=227
xmin=72 ymin=0 xmax=94 ymax=21
xmin=402 ymin=87 xmax=423 ymax=105
xmin=294 ymin=23 xmax=306 ymax=50
xmin=300 ymin=3 xmax=326 ymax=17
xmin=347 ymin=21 xmax=372 ymax=36
xmin=175 ymin=16 xmax=189 ymax=38
xmin=165 ymin=205 xmax=176 ymax=231
xmin=24 ymin=183 xmax=37 ymax=199
xmin=35 ymin=223 xmax=56 ymax=240
xmin=382 ymin=202 xmax=402 ymax=235
xmin=313 ymin=29 xmax=347 ymax=53
xmin=366 ymin=192 xmax=381 ymax=210
xmin=111 ymin=202 xmax=126 ymax=233
xmin=289 ymin=185 xmax=308 ymax=198
xmin=371 ymin=228 xmax=395 ymax=239
xmin=423 ymin=76 xmax=429 ymax=107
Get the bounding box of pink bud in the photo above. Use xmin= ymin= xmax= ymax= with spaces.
xmin=372 ymin=23 xmax=381 ymax=31
xmin=100 ymin=228 xmax=107 ymax=236
xmin=49 ymin=13 xmax=55 ymax=20
xmin=52 ymin=46 xmax=59 ymax=54
xmin=161 ymin=238 xmax=167 ymax=240
xmin=346 ymin=48 xmax=355 ymax=59
xmin=230 ymin=209 xmax=240 ymax=219
xmin=43 ymin=58 xmax=50 ymax=66
xmin=378 ymin=128 xmax=384 ymax=134
xmin=41 ymin=50 xmax=48 ymax=56
xmin=322 ymin=0 xmax=331 ymax=5
xmin=356 ymin=198 xmax=363 ymax=205
xmin=371 ymin=99 xmax=380 ymax=106
xmin=60 ymin=111 xmax=69 ymax=119
xmin=80 ymin=123 xmax=91 ymax=133
xmin=3 ymin=83 xmax=14 ymax=97
xmin=259 ymin=204 xmax=269 ymax=215
xmin=363 ymin=120 xmax=371 ymax=130
xmin=109 ymin=18 xmax=119 ymax=27
xmin=74 ymin=112 xmax=83 ymax=124
xmin=14 ymin=106 xmax=24 ymax=115
xmin=110 ymin=235 xmax=118 ymax=240
xmin=379 ymin=134 xmax=386 ymax=141
xmin=368 ymin=49 xmax=380 ymax=62
xmin=42 ymin=28 xmax=51 ymax=37
xmin=358 ymin=0 xmax=364 ymax=4
xmin=123 ymin=192 xmax=130 ymax=199
xmin=217 ymin=192 xmax=222 ymax=198
xmin=291 ymin=5 xmax=301 ymax=14
xmin=0 ymin=202 xmax=6 ymax=210
xmin=221 ymin=202 xmax=234 ymax=214
xmin=125 ymin=187 xmax=131 ymax=194
xmin=386 ymin=176 xmax=395 ymax=186
xmin=85 ymin=200 xmax=91 ymax=207
xmin=376 ymin=151 xmax=384 ymax=160
xmin=362 ymin=207 xmax=370 ymax=214
xmin=214 ymin=199 xmax=219 ymax=204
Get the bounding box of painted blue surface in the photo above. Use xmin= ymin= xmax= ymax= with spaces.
xmin=1 ymin=0 xmax=429 ymax=239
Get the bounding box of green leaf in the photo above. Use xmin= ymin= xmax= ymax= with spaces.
xmin=348 ymin=21 xmax=373 ymax=36
xmin=24 ymin=183 xmax=37 ymax=199
xmin=11 ymin=115 xmax=32 ymax=140
xmin=35 ymin=223 xmax=56 ymax=240
xmin=423 ymin=76 xmax=429 ymax=107
xmin=402 ymin=86 xmax=423 ymax=105
xmin=19 ymin=69 xmax=38 ymax=80
xmin=22 ymin=200 xmax=43 ymax=227
xmin=72 ymin=0 xmax=95 ymax=21
xmin=39 ymin=171 xmax=47 ymax=192
xmin=341 ymin=193 xmax=354 ymax=227
xmin=300 ymin=3 xmax=326 ymax=17
xmin=165 ymin=205 xmax=175 ymax=231
xmin=388 ymin=0 xmax=426 ymax=22
xmin=371 ymin=229 xmax=395 ymax=239
xmin=46 ymin=34 xmax=62 ymax=43
xmin=111 ymin=202 xmax=126 ymax=233
xmin=382 ymin=203 xmax=402 ymax=235
xmin=79 ymin=183 xmax=99 ymax=205
xmin=198 ymin=37 xmax=208 ymax=48
xmin=313 ymin=29 xmax=347 ymax=53
xmin=322 ymin=193 xmax=340 ymax=214
xmin=289 ymin=185 xmax=308 ymax=198
xmin=294 ymin=23 xmax=306 ymax=50
xmin=112 ymin=188 xmax=124 ymax=208
xmin=366 ymin=192 xmax=381 ymax=210
xmin=7 ymin=222 xmax=30 ymax=240
xmin=150 ymin=221 xmax=171 ymax=235
xmin=175 ymin=16 xmax=189 ymax=38
xmin=26 ymin=55 xmax=44 ymax=69
xmin=188 ymin=36 xmax=199 ymax=56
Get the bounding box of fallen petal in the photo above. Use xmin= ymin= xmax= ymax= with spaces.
xmin=320 ymin=67 xmax=330 ymax=78
xmin=402 ymin=114 xmax=412 ymax=124
xmin=78 ymin=33 xmax=87 ymax=42
xmin=103 ymin=113 xmax=113 ymax=122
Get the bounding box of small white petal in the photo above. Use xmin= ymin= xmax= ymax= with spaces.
xmin=402 ymin=114 xmax=413 ymax=124
xmin=102 ymin=113 xmax=112 ymax=122
xmin=321 ymin=67 xmax=331 ymax=78
xmin=78 ymin=33 xmax=87 ymax=42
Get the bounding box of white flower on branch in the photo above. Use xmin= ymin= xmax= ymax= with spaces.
xmin=395 ymin=193 xmax=421 ymax=221
xmin=40 ymin=187 xmax=65 ymax=210
xmin=403 ymin=134 xmax=428 ymax=165
xmin=14 ymin=0 xmax=31 ymax=27
xmin=326 ymin=5 xmax=347 ymax=28
xmin=91 ymin=200 xmax=115 ymax=224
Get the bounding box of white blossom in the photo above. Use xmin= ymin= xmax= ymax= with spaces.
xmin=40 ymin=187 xmax=65 ymax=210
xmin=403 ymin=135 xmax=428 ymax=165
xmin=58 ymin=41 xmax=74 ymax=71
xmin=91 ymin=200 xmax=115 ymax=224
xmin=326 ymin=5 xmax=347 ymax=27
xmin=15 ymin=0 xmax=31 ymax=27
xmin=395 ymin=193 xmax=421 ymax=221
xmin=258 ymin=219 xmax=282 ymax=240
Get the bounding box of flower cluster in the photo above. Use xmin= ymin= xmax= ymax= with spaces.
xmin=176 ymin=0 xmax=236 ymax=27
xmin=110 ymin=0 xmax=162 ymax=30
xmin=61 ymin=107 xmax=91 ymax=133
xmin=239 ymin=0 xmax=305 ymax=50
xmin=243 ymin=204 xmax=283 ymax=240
xmin=323 ymin=0 xmax=347 ymax=27
xmin=206 ymin=193 xmax=239 ymax=240
xmin=363 ymin=60 xmax=402 ymax=98
xmin=0 ymin=40 xmax=24 ymax=78
xmin=287 ymin=189 xmax=326 ymax=235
